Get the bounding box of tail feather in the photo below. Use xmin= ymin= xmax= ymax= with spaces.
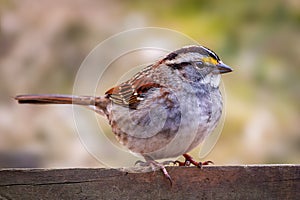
xmin=15 ymin=94 xmax=97 ymax=105
xmin=15 ymin=94 xmax=110 ymax=116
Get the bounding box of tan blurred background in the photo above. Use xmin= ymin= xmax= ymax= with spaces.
xmin=0 ymin=0 xmax=299 ymax=168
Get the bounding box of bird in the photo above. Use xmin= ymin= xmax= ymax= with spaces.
xmin=15 ymin=45 xmax=232 ymax=184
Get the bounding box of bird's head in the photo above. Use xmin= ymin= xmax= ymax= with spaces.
xmin=164 ymin=45 xmax=233 ymax=74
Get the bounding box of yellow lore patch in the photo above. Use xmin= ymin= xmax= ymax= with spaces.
xmin=202 ymin=57 xmax=218 ymax=65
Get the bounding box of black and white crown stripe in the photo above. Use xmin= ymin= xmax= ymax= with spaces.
xmin=163 ymin=45 xmax=221 ymax=65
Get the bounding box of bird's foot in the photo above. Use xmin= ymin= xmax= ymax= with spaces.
xmin=174 ymin=153 xmax=214 ymax=168
xmin=135 ymin=160 xmax=172 ymax=185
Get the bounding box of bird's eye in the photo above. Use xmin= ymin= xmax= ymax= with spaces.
xmin=195 ymin=61 xmax=203 ymax=65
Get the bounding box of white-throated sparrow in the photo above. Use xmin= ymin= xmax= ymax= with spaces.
xmin=15 ymin=45 xmax=232 ymax=184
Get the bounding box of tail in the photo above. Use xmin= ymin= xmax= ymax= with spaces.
xmin=15 ymin=94 xmax=109 ymax=116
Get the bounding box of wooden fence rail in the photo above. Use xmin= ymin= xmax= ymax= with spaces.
xmin=0 ymin=165 xmax=299 ymax=199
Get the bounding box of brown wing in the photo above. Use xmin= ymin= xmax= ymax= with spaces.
xmin=105 ymin=64 xmax=165 ymax=108
xmin=105 ymin=78 xmax=162 ymax=109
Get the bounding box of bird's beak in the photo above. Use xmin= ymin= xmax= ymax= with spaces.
xmin=217 ymin=61 xmax=233 ymax=74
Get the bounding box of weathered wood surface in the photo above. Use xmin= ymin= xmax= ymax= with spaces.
xmin=0 ymin=165 xmax=299 ymax=199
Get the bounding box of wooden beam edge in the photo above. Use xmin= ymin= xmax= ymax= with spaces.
xmin=0 ymin=165 xmax=299 ymax=199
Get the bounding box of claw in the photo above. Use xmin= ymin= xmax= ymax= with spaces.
xmin=160 ymin=165 xmax=173 ymax=186
xmin=173 ymin=160 xmax=184 ymax=166
xmin=174 ymin=154 xmax=214 ymax=168
xmin=197 ymin=160 xmax=214 ymax=168
xmin=137 ymin=159 xmax=173 ymax=186
xmin=134 ymin=160 xmax=145 ymax=166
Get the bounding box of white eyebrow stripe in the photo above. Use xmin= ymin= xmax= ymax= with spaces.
xmin=201 ymin=46 xmax=219 ymax=60
xmin=165 ymin=52 xmax=205 ymax=64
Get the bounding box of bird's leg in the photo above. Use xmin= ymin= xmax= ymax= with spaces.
xmin=147 ymin=160 xmax=172 ymax=186
xmin=159 ymin=164 xmax=172 ymax=186
xmin=174 ymin=154 xmax=214 ymax=168
xmin=137 ymin=158 xmax=172 ymax=186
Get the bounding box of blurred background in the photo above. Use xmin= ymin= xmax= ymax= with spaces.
xmin=0 ymin=0 xmax=299 ymax=168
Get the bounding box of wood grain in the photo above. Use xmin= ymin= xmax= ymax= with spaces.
xmin=0 ymin=165 xmax=299 ymax=199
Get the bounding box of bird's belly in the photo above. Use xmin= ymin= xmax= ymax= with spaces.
xmin=108 ymin=87 xmax=222 ymax=160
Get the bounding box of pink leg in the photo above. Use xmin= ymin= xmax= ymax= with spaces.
xmin=174 ymin=154 xmax=214 ymax=168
